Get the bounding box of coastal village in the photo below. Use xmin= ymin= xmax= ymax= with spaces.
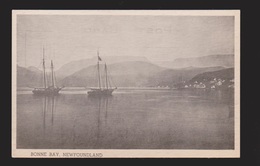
xmin=174 ymin=77 xmax=234 ymax=90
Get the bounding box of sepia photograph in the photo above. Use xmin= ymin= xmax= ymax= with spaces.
xmin=12 ymin=10 xmax=240 ymax=158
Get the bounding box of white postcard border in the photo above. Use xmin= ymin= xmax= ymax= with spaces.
xmin=12 ymin=10 xmax=240 ymax=158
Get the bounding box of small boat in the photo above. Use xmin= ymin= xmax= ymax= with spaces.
xmin=88 ymin=50 xmax=117 ymax=96
xmin=32 ymin=47 xmax=63 ymax=95
xmin=32 ymin=86 xmax=63 ymax=95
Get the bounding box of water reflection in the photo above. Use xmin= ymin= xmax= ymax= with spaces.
xmin=88 ymin=96 xmax=112 ymax=144
xmin=40 ymin=95 xmax=57 ymax=132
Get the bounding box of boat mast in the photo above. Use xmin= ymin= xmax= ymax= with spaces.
xmin=105 ymin=63 xmax=108 ymax=89
xmin=51 ymin=60 xmax=55 ymax=87
xmin=97 ymin=50 xmax=101 ymax=89
xmin=43 ymin=47 xmax=47 ymax=89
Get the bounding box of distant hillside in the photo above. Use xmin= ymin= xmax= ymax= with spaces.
xmin=56 ymin=56 xmax=149 ymax=79
xmin=60 ymin=61 xmax=165 ymax=87
xmin=190 ymin=68 xmax=234 ymax=83
xmin=27 ymin=66 xmax=42 ymax=74
xmin=145 ymin=66 xmax=225 ymax=87
xmin=17 ymin=66 xmax=42 ymax=87
xmin=60 ymin=61 xmax=224 ymax=87
xmin=17 ymin=59 xmax=231 ymax=88
xmin=17 ymin=65 xmax=64 ymax=87
xmin=175 ymin=68 xmax=234 ymax=90
xmin=154 ymin=54 xmax=234 ymax=69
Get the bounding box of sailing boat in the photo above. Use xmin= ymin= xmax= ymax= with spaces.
xmin=87 ymin=50 xmax=117 ymax=96
xmin=32 ymin=48 xmax=63 ymax=95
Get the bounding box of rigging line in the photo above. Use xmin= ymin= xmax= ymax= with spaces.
xmin=108 ymin=77 xmax=112 ymax=88
xmin=51 ymin=60 xmax=55 ymax=87
xmin=36 ymin=61 xmax=43 ymax=69
xmin=102 ymin=65 xmax=105 ymax=88
xmin=99 ymin=63 xmax=103 ymax=89
xmin=101 ymin=64 xmax=106 ymax=89
xmin=95 ymin=64 xmax=99 ymax=88
xmin=103 ymin=65 xmax=107 ymax=88
xmin=92 ymin=65 xmax=96 ymax=88
xmin=45 ymin=71 xmax=48 ymax=87
xmin=109 ymin=76 xmax=115 ymax=88
xmin=107 ymin=70 xmax=112 ymax=87
xmin=49 ymin=71 xmax=53 ymax=87
xmin=47 ymin=72 xmax=51 ymax=87
xmin=54 ymin=71 xmax=57 ymax=87
xmin=106 ymin=66 xmax=112 ymax=88
xmin=107 ymin=69 xmax=116 ymax=88
xmin=102 ymin=64 xmax=105 ymax=88
xmin=104 ymin=64 xmax=109 ymax=89
xmin=42 ymin=71 xmax=45 ymax=88
xmin=97 ymin=61 xmax=101 ymax=89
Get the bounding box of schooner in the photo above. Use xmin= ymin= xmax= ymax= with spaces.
xmin=87 ymin=50 xmax=117 ymax=96
xmin=32 ymin=47 xmax=63 ymax=95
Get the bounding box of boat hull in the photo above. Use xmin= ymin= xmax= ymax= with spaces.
xmin=32 ymin=87 xmax=62 ymax=96
xmin=87 ymin=89 xmax=115 ymax=96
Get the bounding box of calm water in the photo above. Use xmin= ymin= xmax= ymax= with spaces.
xmin=16 ymin=89 xmax=234 ymax=149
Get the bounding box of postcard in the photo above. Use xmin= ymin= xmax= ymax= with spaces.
xmin=12 ymin=10 xmax=240 ymax=158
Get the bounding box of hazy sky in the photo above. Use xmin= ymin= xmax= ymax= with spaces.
xmin=17 ymin=15 xmax=234 ymax=69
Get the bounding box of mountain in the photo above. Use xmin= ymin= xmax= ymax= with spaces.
xmin=60 ymin=61 xmax=165 ymax=87
xmin=154 ymin=54 xmax=234 ymax=69
xmin=17 ymin=65 xmax=64 ymax=88
xmin=145 ymin=66 xmax=225 ymax=87
xmin=27 ymin=66 xmax=42 ymax=74
xmin=17 ymin=61 xmax=228 ymax=88
xmin=60 ymin=61 xmax=225 ymax=87
xmin=56 ymin=56 xmax=149 ymax=79
xmin=17 ymin=65 xmax=42 ymax=87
